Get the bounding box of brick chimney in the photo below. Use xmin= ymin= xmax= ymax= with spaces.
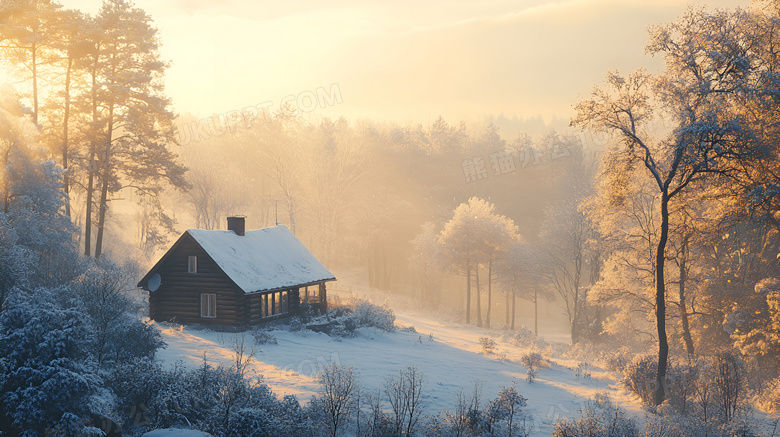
xmin=227 ymin=216 xmax=245 ymax=236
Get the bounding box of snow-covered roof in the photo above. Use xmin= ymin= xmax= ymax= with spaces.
xmin=186 ymin=225 xmax=335 ymax=293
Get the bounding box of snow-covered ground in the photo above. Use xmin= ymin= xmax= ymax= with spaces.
xmin=155 ymin=293 xmax=645 ymax=435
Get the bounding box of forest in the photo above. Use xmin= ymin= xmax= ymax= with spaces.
xmin=2 ymin=0 xmax=780 ymax=436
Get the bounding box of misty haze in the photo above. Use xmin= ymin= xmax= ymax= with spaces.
xmin=1 ymin=0 xmax=780 ymax=436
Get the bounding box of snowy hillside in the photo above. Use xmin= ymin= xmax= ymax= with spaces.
xmin=155 ymin=305 xmax=645 ymax=436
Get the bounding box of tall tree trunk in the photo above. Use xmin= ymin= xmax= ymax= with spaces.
xmin=94 ymin=103 xmax=114 ymax=259
xmin=2 ymin=142 xmax=13 ymax=214
xmin=654 ymin=193 xmax=671 ymax=406
xmin=534 ymin=287 xmax=539 ymax=337
xmin=511 ymin=293 xmax=516 ymax=331
xmin=62 ymin=56 xmax=73 ymax=217
xmin=475 ymin=264 xmax=482 ymax=327
xmin=85 ymin=148 xmax=95 ymax=256
xmin=31 ymin=42 xmax=38 ymax=126
xmin=679 ymin=236 xmax=695 ymax=356
xmin=465 ymin=256 xmax=471 ymax=324
xmin=571 ymin=275 xmax=581 ymax=344
xmin=485 ymin=259 xmax=492 ymax=329
xmin=84 ymin=52 xmax=100 ymax=257
xmin=505 ymin=288 xmax=510 ymax=328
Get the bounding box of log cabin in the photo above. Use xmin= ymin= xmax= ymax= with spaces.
xmin=137 ymin=217 xmax=336 ymax=325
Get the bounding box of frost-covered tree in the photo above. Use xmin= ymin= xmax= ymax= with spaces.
xmin=0 ymin=0 xmax=63 ymax=125
xmin=409 ymin=222 xmax=446 ymax=308
xmin=440 ymin=198 xmax=520 ymax=326
xmin=6 ymin=147 xmax=80 ymax=286
xmin=0 ymin=289 xmax=100 ymax=435
xmin=73 ymin=262 xmax=163 ymax=367
xmin=484 ymin=384 xmax=528 ymax=437
xmin=384 ymin=366 xmax=424 ymax=437
xmin=572 ymin=7 xmax=776 ymax=403
xmin=496 ymin=242 xmax=548 ymax=333
xmin=312 ymin=362 xmax=357 ymax=437
xmin=540 ymin=147 xmax=598 ymax=344
xmin=724 ymin=277 xmax=780 ymax=373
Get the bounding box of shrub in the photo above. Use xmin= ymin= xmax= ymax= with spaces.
xmin=605 ymin=351 xmax=631 ymax=373
xmin=507 ymin=327 xmax=535 ymax=346
xmin=760 ymin=376 xmax=780 ymax=413
xmin=480 ymin=337 xmax=497 ymax=354
xmin=251 ymin=330 xmax=278 ymax=345
xmin=526 ymin=367 xmax=538 ymax=383
xmin=622 ymin=355 xmax=658 ymax=405
xmin=308 ymin=298 xmax=397 ymax=337
xmin=484 ymin=384 xmax=530 ymax=436
xmin=109 ymin=318 xmax=166 ymax=364
xmin=575 ymin=362 xmax=591 ymax=380
xmin=311 ymin=363 xmax=357 ymax=437
xmin=553 ymin=394 xmax=639 ymax=437
xmin=0 ymin=292 xmax=101 ymax=435
xmin=712 ymin=350 xmax=747 ymax=422
xmin=289 ymin=316 xmax=303 ymax=332
xmin=520 ymin=351 xmax=546 ymax=369
xmin=351 ymin=299 xmax=396 ymax=332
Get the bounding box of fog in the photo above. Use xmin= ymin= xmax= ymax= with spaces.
xmin=5 ymin=0 xmax=780 ymax=435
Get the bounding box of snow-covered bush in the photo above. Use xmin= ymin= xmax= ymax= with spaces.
xmin=645 ymin=409 xmax=763 ymax=437
xmin=289 ymin=316 xmax=304 ymax=332
xmin=112 ymin=318 xmax=166 ymax=362
xmin=553 ymin=393 xmax=639 ymax=437
xmin=526 ymin=367 xmax=538 ymax=383
xmin=760 ymin=376 xmax=780 ymax=413
xmin=350 ymin=299 xmax=396 ymax=332
xmin=604 ymin=349 xmax=632 ymax=373
xmin=502 ymin=326 xmax=549 ymax=350
xmin=0 ymin=290 xmax=101 ymax=435
xmin=575 ymin=362 xmax=591 ymax=380
xmin=480 ymin=337 xmax=497 ymax=354
xmin=520 ymin=351 xmax=546 ymax=369
xmin=306 ymin=298 xmax=396 ymax=337
xmin=664 ymin=359 xmax=698 ymax=416
xmin=711 ymin=350 xmax=748 ymax=422
xmin=507 ymin=326 xmax=536 ymax=346
xmin=224 ymin=407 xmax=274 ymax=437
xmin=107 ymin=357 xmax=170 ymax=427
xmin=110 ymin=352 xmax=306 ymax=437
xmin=622 ymin=354 xmax=657 ymax=405
xmin=251 ymin=329 xmax=278 ymax=345
xmin=484 ymin=384 xmax=531 ymax=436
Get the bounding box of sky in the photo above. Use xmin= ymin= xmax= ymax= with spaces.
xmin=57 ymin=0 xmax=750 ymax=125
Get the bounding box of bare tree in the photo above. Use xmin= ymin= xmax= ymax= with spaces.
xmin=540 ymin=148 xmax=598 ymax=344
xmin=316 ymin=362 xmax=358 ymax=437
xmin=496 ymin=242 xmax=549 ymax=334
xmin=384 ymin=366 xmax=424 ymax=437
xmin=73 ymin=263 xmax=132 ymax=367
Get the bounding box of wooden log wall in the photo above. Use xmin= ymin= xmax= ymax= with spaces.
xmin=149 ymin=235 xmax=244 ymax=325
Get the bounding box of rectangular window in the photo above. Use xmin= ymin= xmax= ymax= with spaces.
xmin=282 ymin=291 xmax=289 ymax=313
xmin=188 ymin=256 xmax=198 ymax=273
xmin=274 ymin=292 xmax=281 ymax=314
xmin=261 ymin=294 xmax=267 ymax=318
xmin=200 ymin=293 xmax=216 ymax=318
